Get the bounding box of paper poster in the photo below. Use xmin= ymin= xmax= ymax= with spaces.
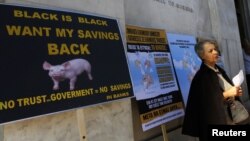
xmin=126 ymin=25 xmax=184 ymax=131
xmin=167 ymin=33 xmax=201 ymax=106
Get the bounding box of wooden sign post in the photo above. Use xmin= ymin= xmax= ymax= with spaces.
xmin=161 ymin=124 xmax=169 ymax=141
xmin=77 ymin=109 xmax=88 ymax=141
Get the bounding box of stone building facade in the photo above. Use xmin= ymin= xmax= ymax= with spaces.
xmin=0 ymin=0 xmax=249 ymax=141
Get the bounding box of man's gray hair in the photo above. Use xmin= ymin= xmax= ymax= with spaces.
xmin=195 ymin=40 xmax=218 ymax=60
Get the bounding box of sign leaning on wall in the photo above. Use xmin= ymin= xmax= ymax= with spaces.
xmin=126 ymin=25 xmax=184 ymax=131
xmin=0 ymin=4 xmax=134 ymax=124
xmin=167 ymin=33 xmax=201 ymax=106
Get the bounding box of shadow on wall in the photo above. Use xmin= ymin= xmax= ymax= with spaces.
xmin=148 ymin=128 xmax=198 ymax=141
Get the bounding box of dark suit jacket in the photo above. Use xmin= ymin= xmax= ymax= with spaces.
xmin=182 ymin=63 xmax=238 ymax=138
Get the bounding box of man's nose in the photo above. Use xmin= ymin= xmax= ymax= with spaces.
xmin=213 ymin=49 xmax=219 ymax=54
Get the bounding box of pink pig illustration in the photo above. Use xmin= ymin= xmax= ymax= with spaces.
xmin=43 ymin=58 xmax=93 ymax=90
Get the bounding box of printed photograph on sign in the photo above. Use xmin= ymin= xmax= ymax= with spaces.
xmin=42 ymin=58 xmax=93 ymax=90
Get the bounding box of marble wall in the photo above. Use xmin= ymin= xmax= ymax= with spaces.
xmin=3 ymin=110 xmax=79 ymax=141
xmin=3 ymin=100 xmax=133 ymax=141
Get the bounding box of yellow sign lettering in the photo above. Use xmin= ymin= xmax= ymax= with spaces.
xmin=6 ymin=25 xmax=51 ymax=36
xmin=47 ymin=43 xmax=90 ymax=55
xmin=13 ymin=10 xmax=58 ymax=21
xmin=78 ymin=17 xmax=108 ymax=26
xmin=0 ymin=100 xmax=15 ymax=110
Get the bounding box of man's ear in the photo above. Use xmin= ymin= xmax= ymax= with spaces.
xmin=200 ymin=53 xmax=205 ymax=60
